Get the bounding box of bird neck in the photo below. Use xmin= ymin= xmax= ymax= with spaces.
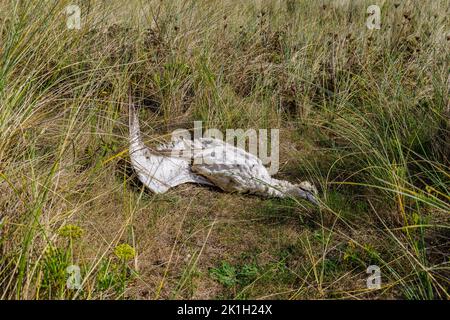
xmin=267 ymin=178 xmax=297 ymax=198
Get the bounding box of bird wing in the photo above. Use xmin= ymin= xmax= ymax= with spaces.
xmin=189 ymin=138 xmax=275 ymax=194
xmin=130 ymin=146 xmax=211 ymax=193
xmin=129 ymin=102 xmax=211 ymax=194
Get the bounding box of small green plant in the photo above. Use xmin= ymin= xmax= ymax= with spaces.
xmin=112 ymin=243 xmax=136 ymax=294
xmin=210 ymin=261 xmax=261 ymax=288
xmin=39 ymin=246 xmax=71 ymax=299
xmin=114 ymin=243 xmax=136 ymax=261
xmin=58 ymin=224 xmax=84 ymax=240
xmin=95 ymin=259 xmax=122 ymax=293
xmin=343 ymin=241 xmax=366 ymax=268
xmin=239 ymin=264 xmax=259 ymax=284
xmin=209 ymin=262 xmax=238 ymax=287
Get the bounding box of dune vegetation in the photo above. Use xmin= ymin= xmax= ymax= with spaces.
xmin=0 ymin=0 xmax=448 ymax=299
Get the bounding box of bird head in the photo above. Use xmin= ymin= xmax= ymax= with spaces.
xmin=292 ymin=181 xmax=319 ymax=205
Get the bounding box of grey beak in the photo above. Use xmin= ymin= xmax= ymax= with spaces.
xmin=306 ymin=192 xmax=319 ymax=206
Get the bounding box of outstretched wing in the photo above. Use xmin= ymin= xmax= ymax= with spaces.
xmin=129 ymin=102 xmax=211 ymax=194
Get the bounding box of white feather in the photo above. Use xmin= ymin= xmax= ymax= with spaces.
xmin=129 ymin=103 xmax=211 ymax=193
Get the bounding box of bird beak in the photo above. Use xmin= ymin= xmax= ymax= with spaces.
xmin=306 ymin=192 xmax=319 ymax=206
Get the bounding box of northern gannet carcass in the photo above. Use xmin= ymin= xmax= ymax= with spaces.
xmin=129 ymin=103 xmax=319 ymax=205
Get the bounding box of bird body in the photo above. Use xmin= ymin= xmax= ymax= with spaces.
xmin=129 ymin=103 xmax=318 ymax=204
